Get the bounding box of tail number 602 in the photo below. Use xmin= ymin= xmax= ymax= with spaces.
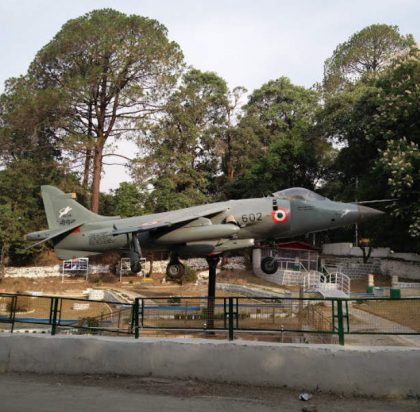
xmin=241 ymin=213 xmax=262 ymax=223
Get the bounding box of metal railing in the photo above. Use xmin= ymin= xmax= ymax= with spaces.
xmin=1 ymin=292 xmax=420 ymax=346
xmin=274 ymin=259 xmax=308 ymax=272
xmin=304 ymin=271 xmax=351 ymax=297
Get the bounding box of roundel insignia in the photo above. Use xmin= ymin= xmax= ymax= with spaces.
xmin=271 ymin=208 xmax=289 ymax=224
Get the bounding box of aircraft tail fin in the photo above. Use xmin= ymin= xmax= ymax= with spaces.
xmin=41 ymin=185 xmax=118 ymax=230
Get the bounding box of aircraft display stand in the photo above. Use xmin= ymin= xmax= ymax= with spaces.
xmin=206 ymin=255 xmax=220 ymax=332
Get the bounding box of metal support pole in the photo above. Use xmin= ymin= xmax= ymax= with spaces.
xmin=10 ymin=295 xmax=17 ymax=334
xmin=337 ymin=299 xmax=345 ymax=346
xmin=133 ymin=298 xmax=140 ymax=339
xmin=206 ymin=255 xmax=220 ymax=331
xmin=51 ymin=298 xmax=59 ymax=336
xmin=228 ymin=297 xmax=234 ymax=341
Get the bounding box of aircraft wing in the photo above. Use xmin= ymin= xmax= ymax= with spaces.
xmin=112 ymin=221 xmax=172 ymax=235
xmin=25 ymin=222 xmax=83 ymax=248
xmin=112 ymin=203 xmax=229 ymax=236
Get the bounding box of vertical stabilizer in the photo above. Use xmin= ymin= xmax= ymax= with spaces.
xmin=41 ymin=186 xmax=116 ymax=230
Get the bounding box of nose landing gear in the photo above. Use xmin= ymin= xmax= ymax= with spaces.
xmin=261 ymin=256 xmax=278 ymax=275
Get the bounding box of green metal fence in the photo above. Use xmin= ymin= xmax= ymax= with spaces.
xmin=1 ymin=292 xmax=420 ymax=345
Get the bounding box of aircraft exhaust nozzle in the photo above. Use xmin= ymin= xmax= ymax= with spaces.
xmin=357 ymin=205 xmax=385 ymax=222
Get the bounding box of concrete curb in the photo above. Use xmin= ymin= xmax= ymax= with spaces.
xmin=0 ymin=334 xmax=419 ymax=397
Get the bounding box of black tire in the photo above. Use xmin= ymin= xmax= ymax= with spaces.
xmin=261 ymin=257 xmax=278 ymax=275
xmin=130 ymin=256 xmax=141 ymax=274
xmin=166 ymin=263 xmax=185 ymax=280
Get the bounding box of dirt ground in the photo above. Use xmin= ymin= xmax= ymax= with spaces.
xmin=0 ymin=264 xmax=394 ymax=298
xmin=354 ymin=300 xmax=420 ymax=332
xmin=0 ymin=268 xmax=292 ymax=298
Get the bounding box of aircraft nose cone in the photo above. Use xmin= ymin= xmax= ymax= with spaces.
xmin=358 ymin=205 xmax=385 ymax=222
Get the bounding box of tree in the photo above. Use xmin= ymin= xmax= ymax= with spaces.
xmin=0 ymin=159 xmax=80 ymax=269
xmin=137 ymin=69 xmax=231 ymax=211
xmin=219 ymin=86 xmax=247 ymax=182
xmin=244 ymin=77 xmax=319 ymax=147
xmin=0 ymin=76 xmax=63 ymax=166
xmin=112 ymin=182 xmax=149 ymax=217
xmin=377 ymin=139 xmax=420 ymax=240
xmin=29 ymin=9 xmax=184 ymax=212
xmin=226 ymin=135 xmax=322 ymax=198
xmin=323 ymin=24 xmax=414 ymax=94
xmin=224 ymin=77 xmax=329 ymax=198
xmin=371 ymin=47 xmax=420 ymax=244
xmin=319 ymin=45 xmax=420 ymax=250
xmin=0 ymin=204 xmax=23 ymax=279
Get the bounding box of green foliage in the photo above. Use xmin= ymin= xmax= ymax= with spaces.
xmin=377 ymin=138 xmax=420 ymax=239
xmin=0 ymin=203 xmax=24 ymax=277
xmin=319 ymin=45 xmax=420 ymax=250
xmin=323 ymin=24 xmax=414 ymax=94
xmin=144 ymin=176 xmax=210 ymax=213
xmin=224 ymin=77 xmax=329 ymax=198
xmin=138 ymin=69 xmax=231 ymax=210
xmin=0 ymin=159 xmax=80 ymax=267
xmin=0 ymin=76 xmax=63 ymax=165
xmin=244 ymin=77 xmax=319 ymax=141
xmin=112 ymin=182 xmax=149 ymax=217
xmin=226 ymin=135 xmax=319 ymax=198
xmin=182 ymin=265 xmax=197 ymax=283
xmin=27 ymin=8 xmax=184 ymax=211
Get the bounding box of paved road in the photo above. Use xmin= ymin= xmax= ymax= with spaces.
xmin=0 ymin=373 xmax=419 ymax=412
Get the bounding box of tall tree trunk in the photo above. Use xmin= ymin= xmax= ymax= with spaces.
xmin=225 ymin=130 xmax=234 ymax=182
xmin=90 ymin=138 xmax=105 ymax=213
xmin=0 ymin=242 xmax=9 ymax=282
xmin=226 ymin=156 xmax=234 ymax=182
xmin=82 ymin=148 xmax=92 ymax=191
xmin=82 ymin=103 xmax=94 ymax=200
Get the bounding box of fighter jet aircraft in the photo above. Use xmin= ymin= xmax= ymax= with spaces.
xmin=26 ymin=186 xmax=383 ymax=278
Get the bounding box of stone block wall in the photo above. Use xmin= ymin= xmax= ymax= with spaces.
xmin=322 ymin=257 xmax=381 ymax=280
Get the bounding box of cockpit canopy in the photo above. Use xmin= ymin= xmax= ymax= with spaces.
xmin=273 ymin=187 xmax=328 ymax=201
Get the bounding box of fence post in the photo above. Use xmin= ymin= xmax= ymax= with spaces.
xmin=51 ymin=297 xmax=59 ymax=336
xmin=223 ymin=298 xmax=227 ymax=329
xmin=228 ymin=297 xmax=234 ymax=341
xmin=133 ymin=298 xmax=140 ymax=339
xmin=337 ymin=299 xmax=345 ymax=346
xmin=10 ymin=295 xmax=17 ymax=333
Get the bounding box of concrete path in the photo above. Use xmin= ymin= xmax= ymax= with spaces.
xmin=1 ymin=373 xmax=419 ymax=412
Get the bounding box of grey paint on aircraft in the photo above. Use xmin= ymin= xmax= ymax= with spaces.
xmin=26 ymin=186 xmax=383 ymax=273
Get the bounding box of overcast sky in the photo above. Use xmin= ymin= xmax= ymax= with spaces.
xmin=1 ymin=0 xmax=419 ymax=191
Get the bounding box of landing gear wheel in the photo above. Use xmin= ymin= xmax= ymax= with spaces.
xmin=166 ymin=263 xmax=185 ymax=280
xmin=129 ymin=234 xmax=142 ymax=274
xmin=130 ymin=260 xmax=141 ymax=274
xmin=261 ymin=257 xmax=278 ymax=275
xmin=129 ymin=250 xmax=141 ymax=274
